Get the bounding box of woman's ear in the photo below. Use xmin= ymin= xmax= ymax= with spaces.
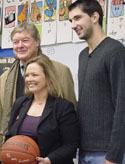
xmin=36 ymin=39 xmax=40 ymax=47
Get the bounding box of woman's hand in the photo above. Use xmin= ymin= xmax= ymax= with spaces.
xmin=105 ymin=160 xmax=117 ymax=164
xmin=36 ymin=157 xmax=51 ymax=164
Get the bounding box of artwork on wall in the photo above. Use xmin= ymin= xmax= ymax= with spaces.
xmin=107 ymin=0 xmax=125 ymax=40
xmin=4 ymin=6 xmax=16 ymax=28
xmin=44 ymin=0 xmax=56 ymax=21
xmin=1 ymin=0 xmax=125 ymax=49
xmin=2 ymin=0 xmax=29 ymax=48
xmin=30 ymin=0 xmax=43 ymax=42
xmin=56 ymin=0 xmax=72 ymax=43
xmin=41 ymin=0 xmax=57 ymax=45
xmin=18 ymin=1 xmax=29 ymax=24
xmin=30 ymin=0 xmax=42 ymax=23
xmin=59 ymin=0 xmax=71 ymax=21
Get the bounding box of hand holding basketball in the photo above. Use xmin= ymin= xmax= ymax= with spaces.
xmin=36 ymin=157 xmax=51 ymax=164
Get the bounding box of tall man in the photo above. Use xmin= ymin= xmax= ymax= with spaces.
xmin=0 ymin=23 xmax=77 ymax=150
xmin=69 ymin=0 xmax=125 ymax=164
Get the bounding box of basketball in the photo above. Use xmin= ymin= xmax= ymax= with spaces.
xmin=0 ymin=135 xmax=40 ymax=164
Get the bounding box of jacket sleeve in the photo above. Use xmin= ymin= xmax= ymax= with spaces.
xmin=47 ymin=100 xmax=80 ymax=163
xmin=0 ymin=78 xmax=2 ymax=150
xmin=0 ymin=70 xmax=10 ymax=149
xmin=0 ymin=70 xmax=10 ymax=161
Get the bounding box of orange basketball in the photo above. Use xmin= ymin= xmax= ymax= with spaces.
xmin=0 ymin=135 xmax=40 ymax=164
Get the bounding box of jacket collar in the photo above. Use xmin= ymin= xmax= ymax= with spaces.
xmin=14 ymin=95 xmax=56 ymax=134
xmin=38 ymin=95 xmax=56 ymax=125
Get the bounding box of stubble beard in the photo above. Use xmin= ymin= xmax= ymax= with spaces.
xmin=79 ymin=25 xmax=93 ymax=41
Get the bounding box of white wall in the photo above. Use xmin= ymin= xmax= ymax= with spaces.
xmin=42 ymin=41 xmax=88 ymax=100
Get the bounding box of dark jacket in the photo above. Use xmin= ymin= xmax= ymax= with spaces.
xmin=5 ymin=95 xmax=79 ymax=164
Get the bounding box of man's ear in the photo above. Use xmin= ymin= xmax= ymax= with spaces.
xmin=91 ymin=12 xmax=99 ymax=24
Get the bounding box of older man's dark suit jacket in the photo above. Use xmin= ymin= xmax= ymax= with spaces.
xmin=5 ymin=95 xmax=79 ymax=164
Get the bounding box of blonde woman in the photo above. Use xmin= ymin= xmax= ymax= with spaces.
xmin=5 ymin=55 xmax=79 ymax=164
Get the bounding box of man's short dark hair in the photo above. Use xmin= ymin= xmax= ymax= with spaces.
xmin=68 ymin=0 xmax=103 ymax=27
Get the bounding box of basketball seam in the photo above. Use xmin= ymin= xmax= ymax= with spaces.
xmin=11 ymin=135 xmax=39 ymax=156
xmin=1 ymin=149 xmax=36 ymax=157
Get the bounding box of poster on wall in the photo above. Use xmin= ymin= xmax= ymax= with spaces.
xmin=1 ymin=0 xmax=29 ymax=49
xmin=29 ymin=0 xmax=43 ymax=42
xmin=0 ymin=57 xmax=15 ymax=75
xmin=41 ymin=0 xmax=57 ymax=45
xmin=17 ymin=0 xmax=29 ymax=24
xmin=2 ymin=0 xmax=16 ymax=48
xmin=56 ymin=0 xmax=72 ymax=43
xmin=107 ymin=0 xmax=125 ymax=40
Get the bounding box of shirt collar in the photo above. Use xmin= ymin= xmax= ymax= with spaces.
xmin=20 ymin=61 xmax=25 ymax=77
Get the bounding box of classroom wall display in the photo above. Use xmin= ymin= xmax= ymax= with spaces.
xmin=1 ymin=0 xmax=125 ymax=49
xmin=107 ymin=0 xmax=125 ymax=40
xmin=2 ymin=0 xmax=29 ymax=48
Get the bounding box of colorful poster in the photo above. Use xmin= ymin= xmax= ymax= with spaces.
xmin=56 ymin=0 xmax=72 ymax=43
xmin=17 ymin=1 xmax=29 ymax=24
xmin=30 ymin=0 xmax=43 ymax=43
xmin=59 ymin=0 xmax=70 ymax=21
xmin=2 ymin=0 xmax=29 ymax=49
xmin=41 ymin=0 xmax=57 ymax=45
xmin=4 ymin=5 xmax=16 ymax=28
xmin=44 ymin=0 xmax=56 ymax=21
xmin=2 ymin=0 xmax=17 ymax=48
xmin=107 ymin=0 xmax=125 ymax=39
xmin=30 ymin=0 xmax=43 ymax=24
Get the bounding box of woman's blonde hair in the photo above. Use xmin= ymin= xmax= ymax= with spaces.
xmin=24 ymin=54 xmax=63 ymax=98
